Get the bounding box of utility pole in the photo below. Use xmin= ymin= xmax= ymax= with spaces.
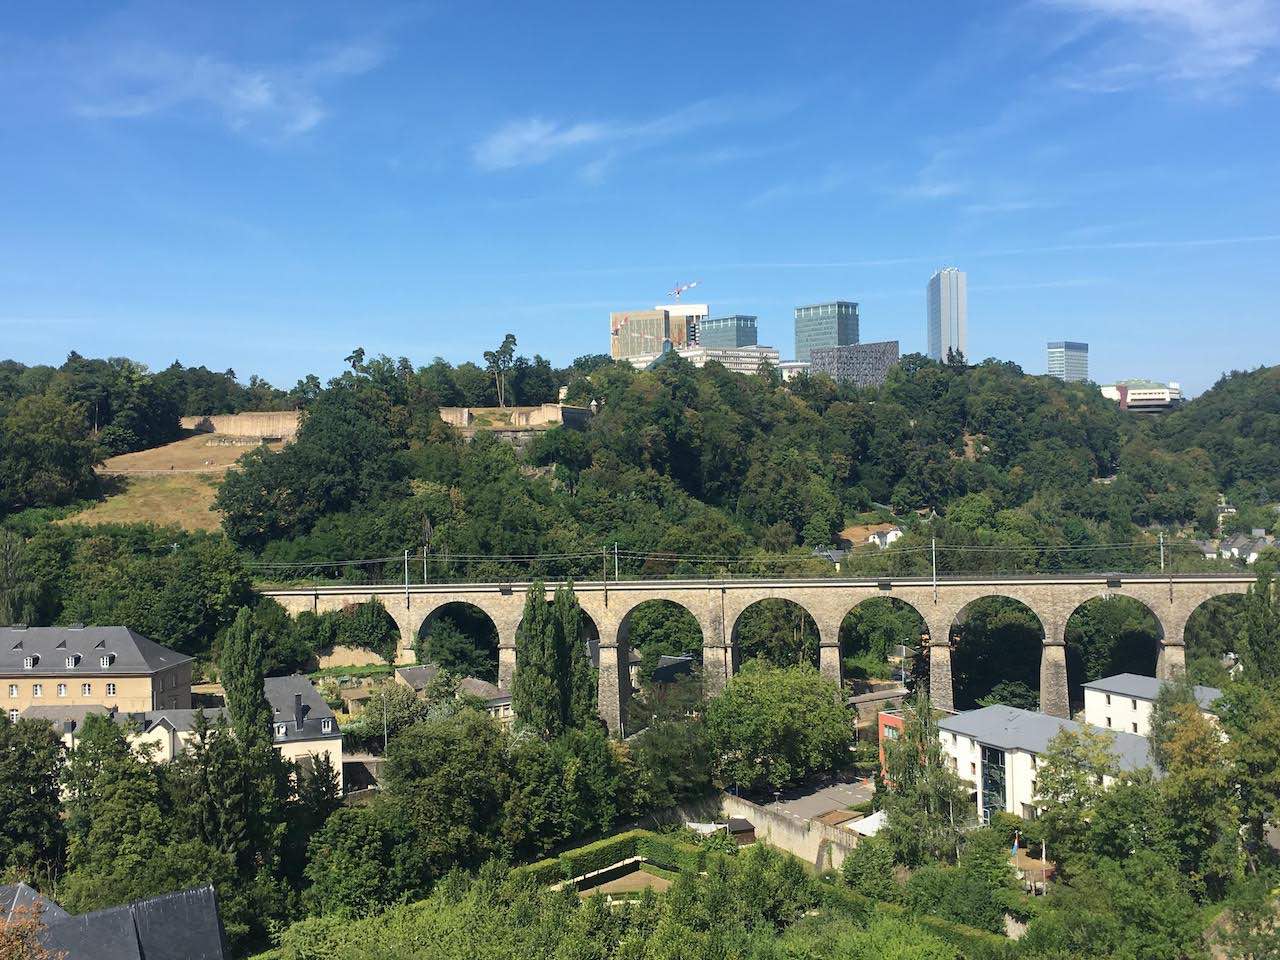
xmin=1159 ymin=531 xmax=1165 ymax=571
xmin=403 ymin=549 xmax=410 ymax=609
xmin=932 ymin=538 xmax=938 ymax=603
xmin=614 ymin=542 xmax=619 ymax=581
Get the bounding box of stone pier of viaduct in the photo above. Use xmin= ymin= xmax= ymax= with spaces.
xmin=261 ymin=573 xmax=1254 ymax=737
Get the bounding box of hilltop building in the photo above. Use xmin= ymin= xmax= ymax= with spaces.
xmin=809 ymin=340 xmax=900 ymax=388
xmin=927 ymin=267 xmax=967 ymax=362
xmin=658 ymin=302 xmax=709 ymax=347
xmin=2 ymin=625 xmax=193 ymax=722
xmin=626 ymin=344 xmax=781 ymax=375
xmin=778 ymin=360 xmax=811 ymax=382
xmin=700 ymin=315 xmax=758 ymax=348
xmin=1099 ymin=379 xmax=1183 ymax=413
xmin=609 ymin=304 xmax=708 ymax=361
xmin=1047 ymin=341 xmax=1089 ymax=382
xmin=794 ymin=301 xmax=859 ymax=362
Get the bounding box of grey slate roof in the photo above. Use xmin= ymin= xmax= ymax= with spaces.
xmin=939 ymin=704 xmax=1153 ymax=772
xmin=38 ymin=884 xmax=229 ymax=960
xmin=651 ymin=654 xmax=696 ymax=684
xmin=396 ymin=663 xmax=442 ymax=692
xmin=457 ymin=676 xmax=506 ymax=703
xmin=0 ymin=626 xmax=192 ymax=677
xmin=134 ymin=707 xmax=229 ymax=735
xmin=1 ymin=881 xmax=70 ymax=924
xmin=1082 ymin=672 xmax=1223 ymax=711
xmin=265 ymin=675 xmax=340 ymax=744
xmin=20 ymin=703 xmax=116 ymax=732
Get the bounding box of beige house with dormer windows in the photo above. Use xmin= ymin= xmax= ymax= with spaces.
xmin=2 ymin=625 xmax=192 ymax=723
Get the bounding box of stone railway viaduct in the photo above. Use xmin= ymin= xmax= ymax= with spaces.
xmin=261 ymin=573 xmax=1255 ymax=737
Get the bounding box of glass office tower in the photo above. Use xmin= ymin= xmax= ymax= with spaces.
xmin=1047 ymin=341 xmax=1089 ymax=382
xmin=794 ymin=301 xmax=858 ymax=362
xmin=701 ymin=315 xmax=758 ymax=348
xmin=927 ymin=267 xmax=967 ymax=362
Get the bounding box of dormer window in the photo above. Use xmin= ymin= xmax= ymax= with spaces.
xmin=275 ymin=723 xmax=287 ymax=737
xmin=321 ymin=718 xmax=333 ymax=733
xmin=65 ymin=655 xmax=80 ymax=669
xmin=23 ymin=655 xmax=37 ymax=669
xmin=99 ymin=654 xmax=114 ymax=669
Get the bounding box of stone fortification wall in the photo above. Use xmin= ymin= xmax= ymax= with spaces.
xmin=181 ymin=411 xmax=300 ymax=440
xmin=720 ymin=794 xmax=859 ymax=872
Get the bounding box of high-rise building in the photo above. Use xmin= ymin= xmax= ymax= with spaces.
xmin=809 ymin=341 xmax=901 ymax=388
xmin=927 ymin=268 xmax=967 ymax=362
xmin=794 ymin=301 xmax=858 ymax=362
xmin=1047 ymin=341 xmax=1089 ymax=382
xmin=700 ymin=315 xmax=758 ymax=349
xmin=656 ymin=303 xmax=709 ymax=348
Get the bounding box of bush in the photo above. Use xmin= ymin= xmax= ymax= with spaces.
xmin=841 ymin=835 xmax=898 ymax=902
xmin=558 ymin=829 xmax=642 ymax=879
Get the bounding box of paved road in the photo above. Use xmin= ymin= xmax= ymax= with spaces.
xmin=758 ymin=778 xmax=875 ymax=820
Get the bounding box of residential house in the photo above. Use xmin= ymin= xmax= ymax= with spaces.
xmin=1082 ymin=672 xmax=1221 ymax=737
xmin=838 ymin=522 xmax=903 ymax=551
xmin=456 ymin=676 xmax=514 ymax=727
xmin=1221 ymin=529 xmax=1275 ymax=564
xmin=937 ymin=704 xmax=1152 ymax=823
xmin=265 ymin=675 xmax=344 ymax=790
xmin=2 ymin=625 xmax=193 ymax=723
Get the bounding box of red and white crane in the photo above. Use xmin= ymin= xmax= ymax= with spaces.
xmin=667 ymin=280 xmax=700 ymax=301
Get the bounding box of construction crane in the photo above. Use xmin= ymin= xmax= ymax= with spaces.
xmin=667 ymin=280 xmax=700 ymax=301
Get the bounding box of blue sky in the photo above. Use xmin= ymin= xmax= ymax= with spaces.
xmin=1 ymin=0 xmax=1278 ymax=394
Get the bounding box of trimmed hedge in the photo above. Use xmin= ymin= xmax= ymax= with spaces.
xmin=559 ymin=829 xmax=643 ymax=880
xmin=509 ymin=856 xmax=563 ymax=887
xmin=822 ymin=880 xmax=1012 ymax=959
xmin=636 ymin=832 xmax=705 ymax=874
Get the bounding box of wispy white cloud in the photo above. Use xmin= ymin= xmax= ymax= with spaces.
xmin=1044 ymin=0 xmax=1280 ymax=91
xmin=748 ymin=166 xmax=851 ymax=206
xmin=472 ymin=96 xmax=796 ymax=173
xmin=72 ymin=40 xmax=386 ymax=137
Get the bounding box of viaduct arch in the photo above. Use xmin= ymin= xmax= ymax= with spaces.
xmin=261 ymin=573 xmax=1254 ymax=737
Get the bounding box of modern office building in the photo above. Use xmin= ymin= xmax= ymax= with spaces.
xmin=610 ymin=304 xmax=707 ymax=361
xmin=794 ymin=301 xmax=859 ymax=362
xmin=927 ymin=267 xmax=967 ymax=362
xmin=1047 ymin=341 xmax=1089 ymax=382
xmin=700 ymin=315 xmax=758 ymax=348
xmin=1099 ymin=379 xmax=1183 ymax=413
xmin=658 ymin=302 xmax=709 ymax=347
xmin=626 ymin=344 xmax=781 ymax=375
xmin=809 ymin=340 xmax=901 ymax=389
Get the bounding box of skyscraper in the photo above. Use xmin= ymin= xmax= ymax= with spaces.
xmin=794 ymin=301 xmax=858 ymax=362
xmin=700 ymin=315 xmax=758 ymax=349
xmin=927 ymin=268 xmax=967 ymax=362
xmin=1047 ymin=341 xmax=1089 ymax=382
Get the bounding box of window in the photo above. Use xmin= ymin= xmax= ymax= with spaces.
xmin=22 ymin=656 xmax=35 ymax=669
xmin=65 ymin=655 xmax=79 ymax=668
xmin=1105 ymin=716 xmax=1112 ymax=727
xmin=106 ymin=683 xmax=116 ymax=697
xmin=970 ymin=761 xmax=977 ymax=775
xmin=6 ymin=709 xmax=16 ymax=723
xmin=275 ymin=724 xmax=287 ymax=737
xmin=1131 ymin=698 xmax=1137 ymax=710
xmin=321 ymin=718 xmax=333 ymax=733
xmin=7 ymin=684 xmax=15 ymax=698
xmin=81 ymin=683 xmax=92 ymax=696
xmin=1105 ymin=693 xmax=1111 ymax=705
xmin=57 ymin=683 xmax=67 ymax=697
xmin=32 ymin=683 xmax=43 ymax=698
xmin=1132 ymin=722 xmax=1138 ymax=733
xmin=99 ymin=655 xmax=113 ymax=668
xmin=882 ymin=724 xmax=899 ymax=740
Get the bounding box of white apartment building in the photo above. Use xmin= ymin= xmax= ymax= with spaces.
xmin=927 ymin=267 xmax=967 ymax=362
xmin=1081 ymin=673 xmax=1221 ymax=737
xmin=626 ymin=344 xmax=781 ymax=375
xmin=938 ymin=704 xmax=1151 ymax=823
xmin=1099 ymin=380 xmax=1183 ymax=413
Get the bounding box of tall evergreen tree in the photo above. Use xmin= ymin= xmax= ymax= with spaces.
xmin=220 ymin=606 xmax=272 ymax=750
xmin=512 ymin=582 xmax=562 ymax=738
xmin=558 ymin=582 xmax=597 ymax=729
xmin=1240 ymin=572 xmax=1280 ymax=682
xmin=0 ymin=716 xmax=64 ymax=876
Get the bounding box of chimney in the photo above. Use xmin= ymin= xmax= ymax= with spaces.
xmin=294 ymin=693 xmax=304 ymax=730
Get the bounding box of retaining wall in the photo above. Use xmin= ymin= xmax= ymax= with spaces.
xmin=181 ymin=411 xmax=300 ymax=440
xmin=720 ymin=794 xmax=859 ymax=872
